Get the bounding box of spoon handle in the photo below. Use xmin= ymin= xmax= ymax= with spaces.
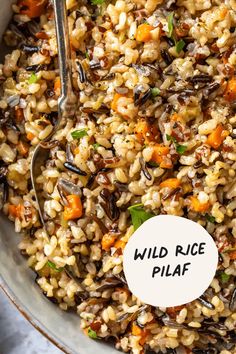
xmin=52 ymin=0 xmax=73 ymax=99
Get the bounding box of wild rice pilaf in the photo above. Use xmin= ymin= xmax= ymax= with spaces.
xmin=0 ymin=0 xmax=236 ymax=353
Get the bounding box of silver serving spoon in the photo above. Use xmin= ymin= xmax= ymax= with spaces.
xmin=31 ymin=0 xmax=77 ymax=228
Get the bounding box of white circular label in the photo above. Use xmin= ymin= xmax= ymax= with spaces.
xmin=123 ymin=215 xmax=218 ymax=307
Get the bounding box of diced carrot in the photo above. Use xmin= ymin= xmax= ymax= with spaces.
xmin=63 ymin=195 xmax=83 ymax=221
xmin=160 ymin=178 xmax=181 ymax=189
xmin=151 ymin=144 xmax=173 ymax=169
xmin=206 ymin=124 xmax=229 ymax=149
xmin=114 ymin=239 xmax=127 ymax=250
xmin=17 ymin=140 xmax=29 ymax=156
xmin=26 ymin=132 xmax=35 ymax=141
xmin=132 ymin=322 xmax=143 ymax=336
xmin=101 ymin=233 xmax=117 ymax=252
xmin=135 ymin=120 xmax=159 ymax=144
xmin=54 ymin=77 xmax=61 ymax=94
xmin=229 ymin=250 xmax=236 ymax=260
xmin=189 ymin=196 xmax=210 ymax=213
xmin=131 ymin=323 xmax=149 ymax=345
xmin=224 ymin=77 xmax=236 ymax=102
xmin=18 ymin=0 xmax=48 ymax=18
xmin=219 ymin=7 xmax=228 ymax=20
xmin=170 ymin=113 xmax=183 ymax=123
xmin=111 ymin=93 xmax=124 ymax=112
xmin=74 ymin=147 xmax=80 ymax=155
xmin=8 ymin=204 xmax=23 ymax=219
xmin=136 ymin=23 xmax=154 ymax=42
xmin=15 ymin=108 xmax=24 ymax=123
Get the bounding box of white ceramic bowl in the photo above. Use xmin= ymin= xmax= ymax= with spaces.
xmin=0 ymin=4 xmax=118 ymax=354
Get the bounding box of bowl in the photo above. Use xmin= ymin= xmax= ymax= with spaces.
xmin=0 ymin=4 xmax=118 ymax=354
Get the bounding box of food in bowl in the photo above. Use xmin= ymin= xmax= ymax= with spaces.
xmin=0 ymin=0 xmax=236 ymax=353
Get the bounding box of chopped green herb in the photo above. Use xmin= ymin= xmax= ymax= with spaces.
xmin=176 ymin=144 xmax=187 ymax=155
xmin=166 ymin=134 xmax=187 ymax=155
xmin=47 ymin=261 xmax=64 ymax=272
xmin=71 ymin=129 xmax=88 ymax=140
xmin=93 ymin=143 xmax=101 ymax=149
xmin=167 ymin=12 xmax=174 ymax=38
xmin=151 ymin=87 xmax=160 ymax=97
xmin=219 ymin=272 xmax=230 ymax=284
xmin=85 ymin=51 xmax=90 ymax=60
xmin=148 ymin=161 xmax=159 ymax=167
xmin=205 ymin=214 xmax=216 ymax=223
xmin=128 ymin=203 xmax=155 ymax=231
xmin=28 ymin=73 xmax=38 ymax=84
xmin=88 ymin=328 xmax=99 ymax=339
xmin=175 ymin=39 xmax=186 ymax=54
xmin=91 ymin=0 xmax=105 ymax=5
xmin=166 ymin=134 xmax=172 ymax=142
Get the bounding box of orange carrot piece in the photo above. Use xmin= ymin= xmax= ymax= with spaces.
xmin=101 ymin=233 xmax=117 ymax=252
xmin=151 ymin=144 xmax=173 ymax=169
xmin=189 ymin=196 xmax=210 ymax=213
xmin=131 ymin=323 xmax=149 ymax=345
xmin=63 ymin=195 xmax=83 ymax=221
xmin=224 ymin=77 xmax=236 ymax=102
xmin=114 ymin=239 xmax=127 ymax=250
xmin=206 ymin=124 xmax=229 ymax=149
xmin=111 ymin=93 xmax=124 ymax=112
xmin=160 ymin=178 xmax=181 ymax=189
xmin=229 ymin=250 xmax=236 ymax=260
xmin=54 ymin=77 xmax=61 ymax=94
xmin=26 ymin=132 xmax=35 ymax=141
xmin=135 ymin=120 xmax=159 ymax=144
xmin=132 ymin=322 xmax=143 ymax=336
xmin=74 ymin=147 xmax=80 ymax=155
xmin=17 ymin=140 xmax=29 ymax=156
xmin=170 ymin=113 xmax=183 ymax=123
xmin=136 ymin=24 xmax=154 ymax=42
xmin=8 ymin=204 xmax=23 ymax=218
xmin=18 ymin=0 xmax=48 ymax=18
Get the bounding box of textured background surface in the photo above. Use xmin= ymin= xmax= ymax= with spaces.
xmin=0 ymin=288 xmax=63 ymax=354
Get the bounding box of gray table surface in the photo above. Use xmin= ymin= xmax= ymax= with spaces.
xmin=0 ymin=288 xmax=63 ymax=354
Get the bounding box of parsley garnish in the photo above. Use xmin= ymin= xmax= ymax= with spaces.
xmin=71 ymin=129 xmax=88 ymax=140
xmin=91 ymin=0 xmax=104 ymax=5
xmin=93 ymin=143 xmax=101 ymax=149
xmin=219 ymin=272 xmax=230 ymax=284
xmin=28 ymin=73 xmax=38 ymax=84
xmin=167 ymin=12 xmax=174 ymax=38
xmin=128 ymin=203 xmax=155 ymax=231
xmin=205 ymin=214 xmax=215 ymax=223
xmin=166 ymin=13 xmax=186 ymax=54
xmin=148 ymin=161 xmax=159 ymax=167
xmin=151 ymin=87 xmax=160 ymax=97
xmin=166 ymin=134 xmax=187 ymax=155
xmin=88 ymin=328 xmax=99 ymax=339
xmin=175 ymin=39 xmax=186 ymax=54
xmin=176 ymin=144 xmax=187 ymax=154
xmin=85 ymin=51 xmax=90 ymax=59
xmin=47 ymin=261 xmax=64 ymax=272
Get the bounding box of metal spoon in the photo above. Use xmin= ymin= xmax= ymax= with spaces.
xmin=30 ymin=0 xmax=77 ymax=228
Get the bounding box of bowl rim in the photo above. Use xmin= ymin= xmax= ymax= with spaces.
xmin=0 ymin=276 xmax=70 ymax=354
